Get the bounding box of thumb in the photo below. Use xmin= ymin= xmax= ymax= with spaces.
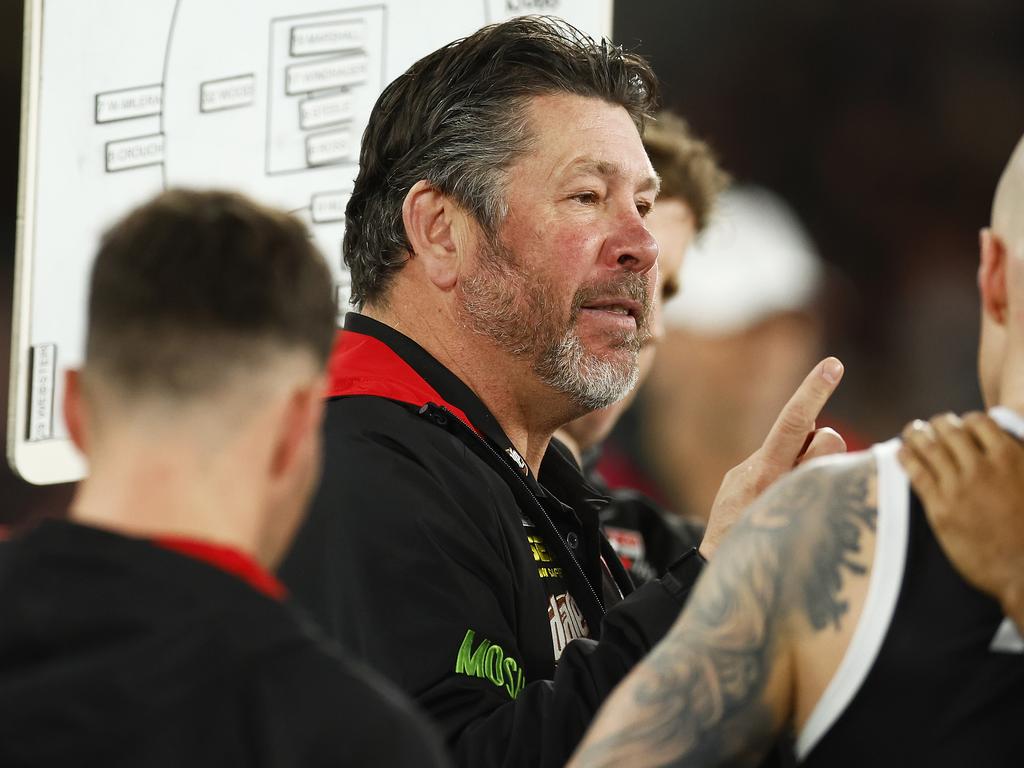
xmin=761 ymin=357 xmax=844 ymax=466
xmin=797 ymin=427 xmax=847 ymax=465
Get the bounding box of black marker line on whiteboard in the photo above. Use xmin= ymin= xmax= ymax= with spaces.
xmin=159 ymin=0 xmax=184 ymax=189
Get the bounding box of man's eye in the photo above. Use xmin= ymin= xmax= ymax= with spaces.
xmin=636 ymin=201 xmax=653 ymax=218
xmin=572 ymin=192 xmax=600 ymax=204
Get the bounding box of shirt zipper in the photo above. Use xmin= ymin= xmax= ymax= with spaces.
xmin=433 ymin=404 xmax=606 ymax=617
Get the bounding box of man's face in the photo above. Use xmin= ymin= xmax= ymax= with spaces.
xmin=457 ymin=93 xmax=659 ymax=412
xmin=561 ymin=197 xmax=696 ymax=454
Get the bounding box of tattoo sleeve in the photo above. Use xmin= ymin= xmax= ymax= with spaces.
xmin=572 ymin=457 xmax=877 ymax=768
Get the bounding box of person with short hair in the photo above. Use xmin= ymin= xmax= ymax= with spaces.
xmin=0 ymin=189 xmax=449 ymax=768
xmin=570 ymin=133 xmax=1024 ymax=768
xmin=282 ymin=17 xmax=846 ymax=767
xmin=555 ymin=111 xmax=730 ymax=581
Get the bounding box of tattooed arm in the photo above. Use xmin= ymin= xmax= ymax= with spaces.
xmin=569 ymin=453 xmax=878 ymax=768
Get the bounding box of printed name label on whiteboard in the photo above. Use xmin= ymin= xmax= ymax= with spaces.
xmin=200 ymin=74 xmax=256 ymax=113
xmin=306 ymin=128 xmax=351 ymax=166
xmin=291 ymin=19 xmax=367 ymax=57
xmin=286 ymin=54 xmax=369 ymax=95
xmin=28 ymin=343 xmax=57 ymax=442
xmin=311 ymin=190 xmax=350 ymax=223
xmin=95 ymin=84 xmax=163 ymax=123
xmin=105 ymin=133 xmax=165 ymax=172
xmin=299 ymin=91 xmax=355 ymax=130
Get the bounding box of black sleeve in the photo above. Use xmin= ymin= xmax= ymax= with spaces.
xmin=443 ymin=553 xmax=703 ymax=768
xmin=281 ymin=410 xmax=704 ymax=768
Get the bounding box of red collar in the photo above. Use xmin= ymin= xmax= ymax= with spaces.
xmin=326 ymin=329 xmax=479 ymax=434
xmin=152 ymin=536 xmax=287 ymax=601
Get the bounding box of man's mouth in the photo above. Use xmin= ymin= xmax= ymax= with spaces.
xmin=580 ymin=298 xmax=643 ymax=323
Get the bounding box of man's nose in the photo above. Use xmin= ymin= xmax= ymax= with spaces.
xmin=603 ymin=210 xmax=659 ymax=275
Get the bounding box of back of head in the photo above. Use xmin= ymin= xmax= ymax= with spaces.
xmin=643 ymin=111 xmax=729 ymax=233
xmin=84 ymin=189 xmax=336 ymax=411
xmin=344 ymin=15 xmax=659 ymax=308
xmin=993 ymin=133 xmax=1024 ymax=261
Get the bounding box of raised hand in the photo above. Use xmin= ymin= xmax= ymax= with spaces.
xmin=700 ymin=357 xmax=846 ymax=559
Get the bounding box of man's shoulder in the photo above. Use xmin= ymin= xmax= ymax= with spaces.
xmin=324 ymin=395 xmax=470 ymax=451
xmin=312 ymin=395 xmax=514 ymax=527
xmin=772 ymin=449 xmax=879 ymax=520
xmin=322 ymin=395 xmax=487 ymax=476
xmin=242 ymin=619 xmax=450 ymax=767
xmin=734 ymin=449 xmax=880 ymax=596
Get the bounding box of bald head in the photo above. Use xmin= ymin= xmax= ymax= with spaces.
xmin=993 ymin=134 xmax=1024 ymax=260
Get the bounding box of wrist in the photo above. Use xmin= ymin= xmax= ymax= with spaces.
xmin=661 ymin=547 xmax=708 ymax=602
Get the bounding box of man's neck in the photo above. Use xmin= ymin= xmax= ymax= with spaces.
xmin=997 ymin=354 xmax=1024 ymax=417
xmin=363 ymin=302 xmax=579 ymax=474
xmin=70 ymin=436 xmax=266 ymax=564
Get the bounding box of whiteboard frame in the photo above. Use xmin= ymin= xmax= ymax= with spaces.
xmin=7 ymin=0 xmax=88 ymax=484
xmin=7 ymin=0 xmax=614 ymax=485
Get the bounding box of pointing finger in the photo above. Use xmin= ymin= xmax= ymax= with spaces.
xmin=761 ymin=357 xmax=844 ymax=466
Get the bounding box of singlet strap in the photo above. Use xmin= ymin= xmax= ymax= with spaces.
xmin=796 ymin=438 xmax=910 ymax=760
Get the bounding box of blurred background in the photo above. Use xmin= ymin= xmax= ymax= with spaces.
xmin=3 ymin=0 xmax=1023 ymax=526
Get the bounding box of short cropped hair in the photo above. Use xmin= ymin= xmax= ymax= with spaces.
xmin=344 ymin=15 xmax=659 ymax=307
xmin=644 ymin=111 xmax=729 ymax=233
xmin=85 ymin=189 xmax=336 ymax=398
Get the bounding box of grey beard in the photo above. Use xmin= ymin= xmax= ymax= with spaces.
xmin=534 ymin=326 xmax=640 ymax=411
xmin=456 ymin=237 xmax=648 ymax=412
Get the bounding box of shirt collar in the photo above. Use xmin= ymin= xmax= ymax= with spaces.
xmin=334 ymin=313 xmax=592 ymax=495
xmin=152 ymin=535 xmax=287 ymax=600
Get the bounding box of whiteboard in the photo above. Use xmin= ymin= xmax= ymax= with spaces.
xmin=9 ymin=0 xmax=613 ymax=484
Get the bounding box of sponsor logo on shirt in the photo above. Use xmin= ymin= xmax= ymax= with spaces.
xmin=454 ymin=629 xmax=526 ymax=700
xmin=528 ymin=534 xmax=564 ymax=579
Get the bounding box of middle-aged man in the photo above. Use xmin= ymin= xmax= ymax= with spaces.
xmin=0 ymin=190 xmax=449 ymax=767
xmin=571 ymin=132 xmax=1024 ymax=767
xmin=555 ymin=111 xmax=729 ymax=581
xmin=281 ymin=16 xmax=844 ymax=767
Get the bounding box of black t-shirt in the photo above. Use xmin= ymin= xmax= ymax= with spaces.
xmin=0 ymin=520 xmax=449 ymax=768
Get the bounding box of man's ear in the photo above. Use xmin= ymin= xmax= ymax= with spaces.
xmin=63 ymin=369 xmax=89 ymax=454
xmin=402 ymin=180 xmax=472 ymax=291
xmin=980 ymin=228 xmax=1009 ymax=326
xmin=269 ymin=377 xmax=326 ymax=480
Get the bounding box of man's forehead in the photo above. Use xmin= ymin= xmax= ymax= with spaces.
xmin=563 ymin=157 xmax=661 ymax=194
xmin=520 ymin=93 xmax=658 ymax=189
